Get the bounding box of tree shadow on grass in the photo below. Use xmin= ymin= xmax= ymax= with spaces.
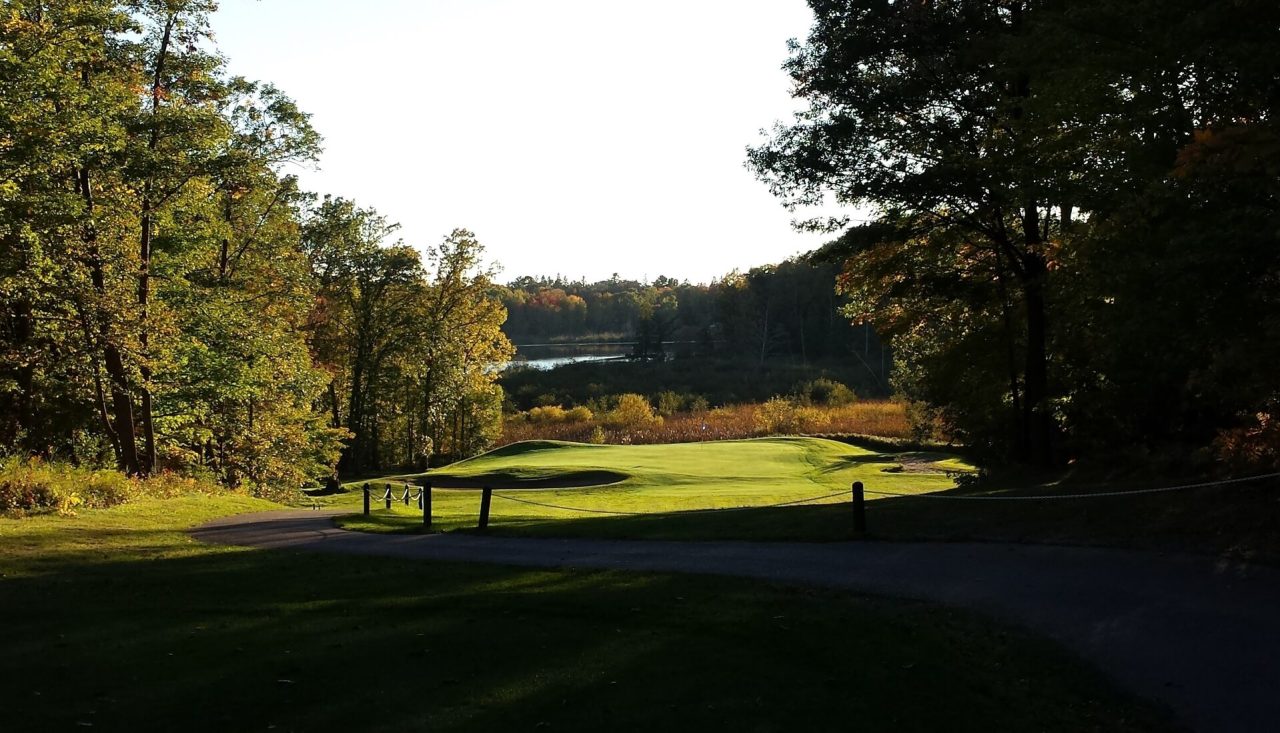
xmin=0 ymin=533 xmax=1169 ymax=733
xmin=457 ymin=478 xmax=1280 ymax=565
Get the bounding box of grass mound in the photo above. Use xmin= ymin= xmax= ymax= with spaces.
xmin=477 ymin=439 xmax=605 ymax=458
xmin=427 ymin=436 xmax=962 ymax=497
xmin=334 ymin=437 xmax=969 ymax=539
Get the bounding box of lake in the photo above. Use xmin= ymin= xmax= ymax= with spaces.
xmin=503 ymin=342 xmax=634 ymax=371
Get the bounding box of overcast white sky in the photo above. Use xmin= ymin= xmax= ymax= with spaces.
xmin=212 ymin=0 xmax=845 ymax=283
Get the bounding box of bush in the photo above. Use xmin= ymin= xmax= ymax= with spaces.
xmin=501 ymin=399 xmax=914 ymax=446
xmin=752 ymin=397 xmax=831 ymax=435
xmin=796 ymin=378 xmax=857 ymax=407
xmin=564 ymin=406 xmax=594 ymax=423
xmin=1215 ymin=410 xmax=1280 ymax=472
xmin=527 ymin=405 xmax=568 ymax=423
xmin=606 ymin=393 xmax=663 ymax=428
xmin=655 ymin=391 xmax=684 ymax=417
xmin=0 ymin=457 xmax=221 ymax=517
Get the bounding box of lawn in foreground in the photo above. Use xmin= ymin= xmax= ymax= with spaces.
xmin=0 ymin=498 xmax=1169 ymax=732
xmin=331 ymin=437 xmax=965 ymax=539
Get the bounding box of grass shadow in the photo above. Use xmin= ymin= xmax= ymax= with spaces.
xmin=1 ymin=524 xmax=1171 ymax=732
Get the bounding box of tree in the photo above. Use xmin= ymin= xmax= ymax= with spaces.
xmin=751 ymin=0 xmax=1280 ymax=466
xmin=0 ymin=1 xmax=346 ymax=491
xmin=749 ymin=0 xmax=1082 ymax=463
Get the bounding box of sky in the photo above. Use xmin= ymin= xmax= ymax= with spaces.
xmin=211 ymin=0 xmax=848 ymax=283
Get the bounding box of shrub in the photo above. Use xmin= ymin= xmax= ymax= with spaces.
xmin=796 ymin=378 xmax=857 ymax=407
xmin=655 ymin=391 xmax=684 ymax=417
xmin=752 ymin=397 xmax=831 ymax=435
xmin=0 ymin=457 xmax=223 ymax=517
xmin=527 ymin=405 xmax=568 ymax=423
xmin=564 ymin=406 xmax=594 ymax=423
xmin=1215 ymin=410 xmax=1280 ymax=471
xmin=501 ymin=399 xmax=913 ymax=445
xmin=606 ymin=393 xmax=662 ymax=428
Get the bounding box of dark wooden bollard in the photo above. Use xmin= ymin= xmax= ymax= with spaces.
xmin=402 ymin=485 xmax=411 ymax=505
xmin=852 ymin=481 xmax=866 ymax=537
xmin=385 ymin=483 xmax=392 ymax=510
xmin=362 ymin=483 xmax=370 ymax=516
xmin=422 ymin=482 xmax=432 ymax=528
xmin=478 ymin=487 xmax=493 ymax=531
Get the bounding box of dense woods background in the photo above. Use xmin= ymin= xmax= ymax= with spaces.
xmin=499 ymin=262 xmax=886 ymax=367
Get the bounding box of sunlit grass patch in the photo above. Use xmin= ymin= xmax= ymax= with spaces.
xmin=329 ymin=437 xmax=969 ymax=540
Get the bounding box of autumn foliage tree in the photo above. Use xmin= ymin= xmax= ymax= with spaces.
xmin=0 ymin=1 xmax=513 ymax=492
xmin=752 ymin=0 xmax=1280 ymax=467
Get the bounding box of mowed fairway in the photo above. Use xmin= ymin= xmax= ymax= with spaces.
xmin=333 ymin=437 xmax=968 ymax=539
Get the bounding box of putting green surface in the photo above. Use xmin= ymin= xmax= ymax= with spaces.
xmin=331 ymin=437 xmax=970 ymax=539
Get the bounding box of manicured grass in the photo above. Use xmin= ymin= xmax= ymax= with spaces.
xmin=0 ymin=497 xmax=1168 ymax=731
xmin=330 ymin=437 xmax=967 ymax=539
xmin=334 ymin=438 xmax=1280 ymax=561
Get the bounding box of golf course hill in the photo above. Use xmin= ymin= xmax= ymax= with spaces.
xmin=422 ymin=436 xmax=968 ymax=497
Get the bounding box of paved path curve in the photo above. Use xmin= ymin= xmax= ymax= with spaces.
xmin=193 ymin=510 xmax=1280 ymax=733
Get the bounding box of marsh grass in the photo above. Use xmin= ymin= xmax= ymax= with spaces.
xmin=502 ymin=400 xmax=914 ymax=445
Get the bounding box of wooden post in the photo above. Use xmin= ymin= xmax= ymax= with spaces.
xmin=478 ymin=487 xmax=492 ymax=531
xmin=402 ymin=485 xmax=410 ymax=505
xmin=384 ymin=483 xmax=392 ymax=510
xmin=852 ymin=481 xmax=866 ymax=537
xmin=362 ymin=483 xmax=370 ymax=516
xmin=423 ymin=481 xmax=432 ymax=528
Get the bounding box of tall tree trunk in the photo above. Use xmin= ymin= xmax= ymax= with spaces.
xmin=344 ymin=349 xmax=366 ymax=473
xmin=103 ymin=335 xmax=141 ymax=474
xmin=1020 ymin=204 xmax=1052 ymax=466
xmin=993 ymin=254 xmax=1025 ymax=459
xmin=10 ymin=298 xmax=34 ymax=449
xmin=327 ymin=380 xmax=342 ymax=429
xmin=77 ymin=163 xmax=140 ymax=475
xmin=323 ymin=379 xmax=342 ymax=491
xmin=135 ymin=14 xmax=175 ymax=476
xmin=74 ymin=298 xmax=121 ymax=462
xmin=419 ymin=366 xmax=434 ymax=470
xmin=138 ymin=202 xmax=155 ymax=474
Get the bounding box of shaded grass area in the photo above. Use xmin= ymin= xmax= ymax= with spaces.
xmin=327 ymin=437 xmax=965 ymax=538
xmin=0 ymin=499 xmax=1169 ymax=732
xmin=858 ymin=477 xmax=1280 ymax=564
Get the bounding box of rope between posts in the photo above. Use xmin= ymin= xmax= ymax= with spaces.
xmin=491 ymin=488 xmax=852 ymax=516
xmin=863 ymin=471 xmax=1280 ymax=501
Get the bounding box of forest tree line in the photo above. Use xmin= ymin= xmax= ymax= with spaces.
xmin=499 ymin=260 xmax=887 ymax=370
xmin=751 ymin=0 xmax=1280 ymax=468
xmin=0 ymin=1 xmax=511 ymax=491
